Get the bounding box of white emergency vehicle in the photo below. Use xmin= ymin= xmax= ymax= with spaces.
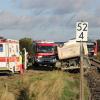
xmin=0 ymin=37 xmax=23 ymax=73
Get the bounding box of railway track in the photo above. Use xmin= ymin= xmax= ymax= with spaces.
xmin=85 ymin=58 xmax=100 ymax=100
xmin=90 ymin=58 xmax=100 ymax=72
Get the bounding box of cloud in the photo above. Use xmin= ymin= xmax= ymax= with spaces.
xmin=11 ymin=0 xmax=100 ymax=29
xmin=74 ymin=10 xmax=100 ymax=28
xmin=0 ymin=10 xmax=100 ymax=32
xmin=12 ymin=0 xmax=93 ymax=14
xmin=1 ymin=0 xmax=100 ymax=41
xmin=0 ymin=11 xmax=34 ymax=30
xmin=0 ymin=11 xmax=71 ymax=30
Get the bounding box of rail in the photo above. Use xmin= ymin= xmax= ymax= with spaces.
xmin=90 ymin=58 xmax=100 ymax=69
xmin=85 ymin=58 xmax=100 ymax=100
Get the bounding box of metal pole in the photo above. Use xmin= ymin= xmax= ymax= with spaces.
xmin=80 ymin=41 xmax=84 ymax=100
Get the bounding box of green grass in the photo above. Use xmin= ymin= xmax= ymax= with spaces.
xmin=0 ymin=71 xmax=89 ymax=100
xmin=61 ymin=78 xmax=79 ymax=100
xmin=61 ymin=73 xmax=89 ymax=100
xmin=60 ymin=72 xmax=79 ymax=100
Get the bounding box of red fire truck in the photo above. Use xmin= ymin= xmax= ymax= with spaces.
xmin=94 ymin=40 xmax=100 ymax=56
xmin=32 ymin=40 xmax=57 ymax=67
xmin=87 ymin=42 xmax=95 ymax=57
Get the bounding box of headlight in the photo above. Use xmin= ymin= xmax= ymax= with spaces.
xmin=37 ymin=56 xmax=42 ymax=58
xmin=52 ymin=58 xmax=56 ymax=62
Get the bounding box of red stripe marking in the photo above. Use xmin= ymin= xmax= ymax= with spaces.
xmin=0 ymin=57 xmax=19 ymax=62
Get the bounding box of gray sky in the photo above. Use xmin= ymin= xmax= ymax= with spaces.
xmin=0 ymin=0 xmax=100 ymax=41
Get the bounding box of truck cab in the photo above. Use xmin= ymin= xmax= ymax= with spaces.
xmin=33 ymin=41 xmax=57 ymax=67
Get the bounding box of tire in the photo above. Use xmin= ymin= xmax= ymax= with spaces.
xmin=55 ymin=61 xmax=61 ymax=69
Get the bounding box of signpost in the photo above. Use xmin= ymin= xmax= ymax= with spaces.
xmin=76 ymin=22 xmax=88 ymax=42
xmin=76 ymin=22 xmax=88 ymax=100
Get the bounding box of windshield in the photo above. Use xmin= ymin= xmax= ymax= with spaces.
xmin=87 ymin=45 xmax=94 ymax=52
xmin=37 ymin=46 xmax=55 ymax=53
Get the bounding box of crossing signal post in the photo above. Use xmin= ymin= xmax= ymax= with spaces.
xmin=76 ymin=22 xmax=88 ymax=100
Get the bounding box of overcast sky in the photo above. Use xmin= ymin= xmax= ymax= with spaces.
xmin=0 ymin=0 xmax=100 ymax=41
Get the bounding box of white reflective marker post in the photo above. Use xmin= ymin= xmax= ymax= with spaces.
xmin=23 ymin=48 xmax=27 ymax=70
xmin=76 ymin=22 xmax=88 ymax=100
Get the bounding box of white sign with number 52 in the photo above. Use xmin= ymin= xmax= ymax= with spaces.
xmin=76 ymin=22 xmax=88 ymax=42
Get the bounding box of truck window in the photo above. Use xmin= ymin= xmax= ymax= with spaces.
xmin=37 ymin=46 xmax=55 ymax=53
xmin=0 ymin=44 xmax=3 ymax=52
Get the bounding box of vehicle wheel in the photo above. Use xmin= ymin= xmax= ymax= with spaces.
xmin=51 ymin=63 xmax=56 ymax=70
xmin=55 ymin=61 xmax=61 ymax=70
xmin=32 ymin=62 xmax=39 ymax=70
xmin=34 ymin=62 xmax=39 ymax=66
xmin=12 ymin=66 xmax=15 ymax=74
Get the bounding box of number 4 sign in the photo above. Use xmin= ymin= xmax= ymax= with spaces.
xmin=76 ymin=22 xmax=88 ymax=42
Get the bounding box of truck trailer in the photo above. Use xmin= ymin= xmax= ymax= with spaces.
xmin=56 ymin=39 xmax=88 ymax=70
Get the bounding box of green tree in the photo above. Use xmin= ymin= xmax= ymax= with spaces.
xmin=19 ymin=38 xmax=33 ymax=55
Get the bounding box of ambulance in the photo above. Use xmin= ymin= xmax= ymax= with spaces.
xmin=0 ymin=37 xmax=24 ymax=74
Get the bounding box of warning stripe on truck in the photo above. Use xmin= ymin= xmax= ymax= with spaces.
xmin=0 ymin=57 xmax=19 ymax=62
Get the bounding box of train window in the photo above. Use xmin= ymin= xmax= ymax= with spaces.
xmin=0 ymin=44 xmax=3 ymax=52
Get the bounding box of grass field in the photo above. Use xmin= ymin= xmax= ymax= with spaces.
xmin=0 ymin=70 xmax=89 ymax=100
